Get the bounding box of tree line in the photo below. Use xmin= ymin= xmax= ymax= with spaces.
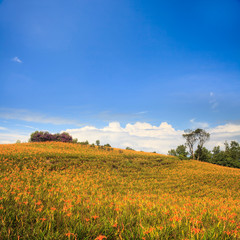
xmin=168 ymin=128 xmax=240 ymax=168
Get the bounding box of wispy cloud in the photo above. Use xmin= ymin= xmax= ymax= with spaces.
xmin=209 ymin=92 xmax=218 ymax=110
xmin=15 ymin=124 xmax=38 ymax=130
xmin=135 ymin=111 xmax=148 ymax=115
xmin=190 ymin=118 xmax=209 ymax=129
xmin=0 ymin=108 xmax=79 ymax=125
xmin=97 ymin=110 xmax=150 ymax=123
xmin=12 ymin=57 xmax=22 ymax=63
xmin=0 ymin=132 xmax=29 ymax=144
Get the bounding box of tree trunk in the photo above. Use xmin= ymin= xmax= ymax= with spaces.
xmin=192 ymin=150 xmax=195 ymax=160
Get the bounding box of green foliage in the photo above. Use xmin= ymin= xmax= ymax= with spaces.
xmin=210 ymin=141 xmax=240 ymax=168
xmin=169 ymin=139 xmax=240 ymax=169
xmin=168 ymin=149 xmax=177 ymax=156
xmin=176 ymin=145 xmax=188 ymax=160
xmin=96 ymin=140 xmax=100 ymax=146
xmin=194 ymin=146 xmax=211 ymax=162
xmin=104 ymin=143 xmax=111 ymax=147
xmin=79 ymin=140 xmax=89 ymax=145
xmin=72 ymin=138 xmax=78 ymax=143
xmin=126 ymin=146 xmax=135 ymax=151
xmin=168 ymin=145 xmax=188 ymax=160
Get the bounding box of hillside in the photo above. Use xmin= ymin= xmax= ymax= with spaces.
xmin=0 ymin=142 xmax=240 ymax=239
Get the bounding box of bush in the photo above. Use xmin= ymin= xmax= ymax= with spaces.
xmin=79 ymin=140 xmax=89 ymax=145
xmin=104 ymin=143 xmax=111 ymax=147
xmin=126 ymin=147 xmax=134 ymax=151
xmin=30 ymin=131 xmax=73 ymax=143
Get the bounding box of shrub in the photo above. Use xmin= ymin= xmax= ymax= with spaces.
xmin=79 ymin=140 xmax=89 ymax=145
xmin=30 ymin=131 xmax=73 ymax=143
xmin=126 ymin=147 xmax=134 ymax=151
xmin=104 ymin=143 xmax=111 ymax=147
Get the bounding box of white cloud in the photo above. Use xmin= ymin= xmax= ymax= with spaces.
xmin=12 ymin=57 xmax=22 ymax=63
xmin=65 ymin=121 xmax=184 ymax=154
xmin=65 ymin=121 xmax=240 ymax=154
xmin=204 ymin=123 xmax=240 ymax=150
xmin=0 ymin=126 xmax=8 ymax=131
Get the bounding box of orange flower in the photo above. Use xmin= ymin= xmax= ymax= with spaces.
xmin=51 ymin=207 xmax=56 ymax=211
xmin=36 ymin=207 xmax=43 ymax=212
xmin=112 ymin=223 xmax=118 ymax=228
xmin=66 ymin=212 xmax=72 ymax=217
xmin=95 ymin=235 xmax=107 ymax=240
xmin=191 ymin=228 xmax=201 ymax=234
xmin=92 ymin=215 xmax=99 ymax=220
xmin=65 ymin=233 xmax=75 ymax=238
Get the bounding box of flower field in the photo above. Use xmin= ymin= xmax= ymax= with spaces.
xmin=0 ymin=142 xmax=240 ymax=239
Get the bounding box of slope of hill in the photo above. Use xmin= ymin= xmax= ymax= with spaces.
xmin=0 ymin=142 xmax=239 ymax=239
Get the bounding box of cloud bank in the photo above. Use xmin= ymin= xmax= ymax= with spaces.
xmin=65 ymin=122 xmax=240 ymax=154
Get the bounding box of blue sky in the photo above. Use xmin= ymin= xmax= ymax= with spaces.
xmin=0 ymin=0 xmax=240 ymax=152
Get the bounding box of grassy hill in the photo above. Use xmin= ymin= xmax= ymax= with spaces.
xmin=0 ymin=142 xmax=240 ymax=239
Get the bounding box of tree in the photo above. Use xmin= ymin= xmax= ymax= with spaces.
xmin=182 ymin=129 xmax=198 ymax=160
xmin=182 ymin=128 xmax=210 ymax=160
xmin=168 ymin=145 xmax=188 ymax=160
xmin=168 ymin=149 xmax=177 ymax=156
xmin=72 ymin=138 xmax=78 ymax=143
xmin=30 ymin=131 xmax=53 ymax=142
xmin=195 ymin=146 xmax=211 ymax=162
xmin=212 ymin=146 xmax=221 ymax=155
xmin=104 ymin=143 xmax=111 ymax=147
xmin=59 ymin=132 xmax=72 ymax=142
xmin=176 ymin=145 xmax=188 ymax=159
xmin=126 ymin=147 xmax=134 ymax=151
xmin=224 ymin=141 xmax=240 ymax=164
xmin=96 ymin=140 xmax=100 ymax=146
xmin=194 ymin=128 xmax=210 ymax=160
xmin=29 ymin=131 xmax=73 ymax=143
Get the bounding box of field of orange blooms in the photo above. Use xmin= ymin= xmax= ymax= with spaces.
xmin=0 ymin=142 xmax=240 ymax=239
